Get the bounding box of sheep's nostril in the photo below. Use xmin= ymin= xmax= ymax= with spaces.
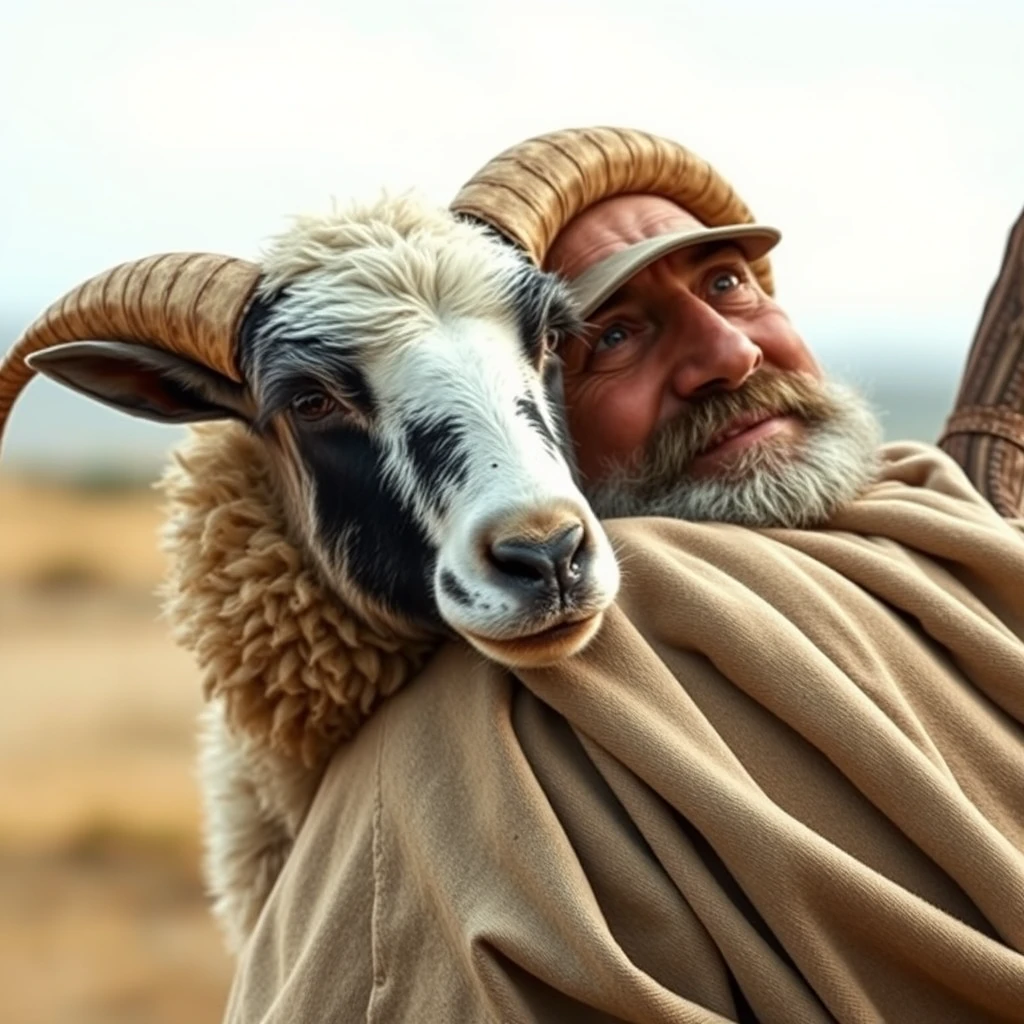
xmin=489 ymin=523 xmax=585 ymax=594
xmin=489 ymin=542 xmax=550 ymax=583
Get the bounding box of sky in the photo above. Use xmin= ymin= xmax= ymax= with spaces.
xmin=2 ymin=0 xmax=1023 ymax=466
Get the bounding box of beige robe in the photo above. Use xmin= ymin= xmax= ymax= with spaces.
xmin=223 ymin=444 xmax=1024 ymax=1023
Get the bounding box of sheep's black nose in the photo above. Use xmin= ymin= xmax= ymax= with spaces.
xmin=489 ymin=522 xmax=585 ymax=597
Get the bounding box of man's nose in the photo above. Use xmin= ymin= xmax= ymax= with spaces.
xmin=668 ymin=300 xmax=763 ymax=399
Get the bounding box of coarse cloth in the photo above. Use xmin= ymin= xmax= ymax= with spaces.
xmin=941 ymin=204 xmax=1024 ymax=520
xmin=223 ymin=442 xmax=1024 ymax=1024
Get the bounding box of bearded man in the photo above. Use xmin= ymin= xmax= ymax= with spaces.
xmin=222 ymin=128 xmax=1024 ymax=1023
xmin=539 ymin=193 xmax=880 ymax=529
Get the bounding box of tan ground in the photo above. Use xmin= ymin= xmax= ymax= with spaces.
xmin=0 ymin=474 xmax=235 ymax=1024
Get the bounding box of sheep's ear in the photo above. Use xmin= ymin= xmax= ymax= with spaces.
xmin=26 ymin=341 xmax=251 ymax=424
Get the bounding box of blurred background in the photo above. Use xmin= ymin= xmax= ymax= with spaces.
xmin=1 ymin=0 xmax=1022 ymax=1021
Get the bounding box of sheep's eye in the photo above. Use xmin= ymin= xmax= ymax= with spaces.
xmin=290 ymin=391 xmax=336 ymax=421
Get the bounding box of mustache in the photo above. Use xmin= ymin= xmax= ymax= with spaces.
xmin=624 ymin=369 xmax=841 ymax=491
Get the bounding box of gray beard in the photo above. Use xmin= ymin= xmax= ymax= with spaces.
xmin=584 ymin=378 xmax=882 ymax=529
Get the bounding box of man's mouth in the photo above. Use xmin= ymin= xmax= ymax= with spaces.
xmin=693 ymin=411 xmax=801 ymax=469
xmin=701 ymin=411 xmax=776 ymax=454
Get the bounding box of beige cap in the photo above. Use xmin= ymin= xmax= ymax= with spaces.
xmin=566 ymin=223 xmax=781 ymax=317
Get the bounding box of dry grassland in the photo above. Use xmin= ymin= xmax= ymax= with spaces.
xmin=0 ymin=474 xmax=235 ymax=1024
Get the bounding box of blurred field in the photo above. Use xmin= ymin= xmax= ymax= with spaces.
xmin=0 ymin=472 xmax=234 ymax=1024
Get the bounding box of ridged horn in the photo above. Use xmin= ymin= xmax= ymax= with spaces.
xmin=451 ymin=125 xmax=776 ymax=295
xmin=0 ymin=252 xmax=261 ymax=452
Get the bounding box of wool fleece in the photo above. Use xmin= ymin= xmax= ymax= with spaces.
xmin=160 ymin=422 xmax=435 ymax=767
xmin=216 ymin=443 xmax=1024 ymax=1024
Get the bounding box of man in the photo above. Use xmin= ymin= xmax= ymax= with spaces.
xmin=532 ymin=192 xmax=879 ymax=530
xmin=223 ymin=128 xmax=1024 ymax=1023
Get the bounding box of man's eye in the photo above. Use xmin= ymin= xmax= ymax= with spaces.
xmin=709 ymin=271 xmax=742 ymax=296
xmin=290 ymin=391 xmax=337 ymax=421
xmin=594 ymin=324 xmax=630 ymax=353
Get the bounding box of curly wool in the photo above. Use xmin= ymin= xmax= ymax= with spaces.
xmin=158 ymin=422 xmax=436 ymax=767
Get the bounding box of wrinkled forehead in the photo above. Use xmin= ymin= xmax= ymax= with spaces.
xmin=545 ymin=195 xmax=704 ymax=280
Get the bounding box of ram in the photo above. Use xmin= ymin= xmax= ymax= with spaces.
xmin=0 ymin=193 xmax=620 ymax=950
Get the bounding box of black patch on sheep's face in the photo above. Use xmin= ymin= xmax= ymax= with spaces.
xmin=402 ymin=414 xmax=470 ymax=518
xmin=237 ymin=290 xmax=377 ymax=422
xmin=515 ymin=396 xmax=559 ymax=458
xmin=541 ymin=357 xmax=577 ymax=474
xmin=331 ymin=362 xmax=375 ymax=417
xmin=440 ymin=569 xmax=472 ymax=607
xmin=506 ymin=264 xmax=584 ymax=367
xmin=237 ymin=292 xmax=278 ymax=382
xmin=257 ymin=359 xmax=376 ymax=427
xmin=297 ymin=422 xmax=441 ymax=629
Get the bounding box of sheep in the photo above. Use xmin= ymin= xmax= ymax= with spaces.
xmin=0 ymin=192 xmax=621 ymax=951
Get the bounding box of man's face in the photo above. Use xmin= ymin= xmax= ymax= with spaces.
xmin=547 ymin=195 xmax=881 ymax=528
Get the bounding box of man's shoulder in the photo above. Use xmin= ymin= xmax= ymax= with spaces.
xmin=869 ymin=439 xmax=1001 ymax=511
xmin=823 ymin=438 xmax=1024 ymax=546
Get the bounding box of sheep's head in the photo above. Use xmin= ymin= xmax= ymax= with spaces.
xmin=0 ymin=194 xmax=619 ymax=668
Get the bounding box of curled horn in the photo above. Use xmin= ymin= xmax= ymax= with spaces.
xmin=0 ymin=252 xmax=261 ymax=452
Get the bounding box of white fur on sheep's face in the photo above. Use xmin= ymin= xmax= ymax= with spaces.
xmin=240 ymin=194 xmax=620 ymax=667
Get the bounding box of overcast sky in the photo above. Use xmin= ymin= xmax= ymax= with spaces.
xmin=2 ymin=0 xmax=1023 ymax=465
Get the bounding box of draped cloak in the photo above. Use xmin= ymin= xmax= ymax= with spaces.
xmin=223 ymin=443 xmax=1024 ymax=1024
